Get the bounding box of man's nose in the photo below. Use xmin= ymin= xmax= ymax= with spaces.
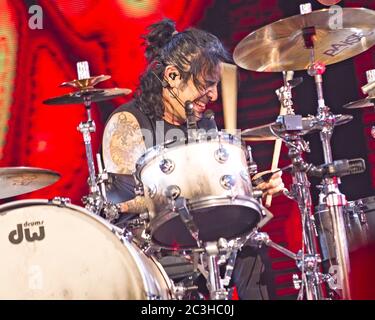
xmin=206 ymin=85 xmax=218 ymax=102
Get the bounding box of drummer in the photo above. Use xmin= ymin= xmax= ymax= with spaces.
xmin=102 ymin=18 xmax=284 ymax=299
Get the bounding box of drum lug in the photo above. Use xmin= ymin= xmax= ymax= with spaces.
xmin=220 ymin=175 xmax=236 ymax=190
xmin=159 ymin=158 xmax=175 ymax=174
xmin=214 ymin=147 xmax=229 ymax=163
xmin=50 ymin=196 xmax=71 ymax=207
xmin=146 ymin=184 xmax=157 ymax=199
xmin=165 ymin=185 xmax=181 ymax=200
xmin=125 ymin=231 xmax=134 ymax=242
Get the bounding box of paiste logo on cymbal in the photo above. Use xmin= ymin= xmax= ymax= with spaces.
xmin=317 ymin=0 xmax=341 ymax=5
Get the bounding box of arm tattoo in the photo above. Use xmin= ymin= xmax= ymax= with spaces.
xmin=102 ymin=112 xmax=146 ymax=175
xmin=120 ymin=196 xmax=147 ymax=214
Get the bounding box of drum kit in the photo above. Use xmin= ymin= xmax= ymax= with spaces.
xmin=1 ymin=5 xmax=375 ymax=300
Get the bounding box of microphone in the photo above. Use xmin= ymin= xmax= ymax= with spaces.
xmin=204 ymin=109 xmax=215 ymax=120
xmin=185 ymin=100 xmax=197 ymax=130
xmin=151 ymin=70 xmax=168 ymax=88
xmin=307 ymin=158 xmax=366 ymax=179
xmin=200 ymin=109 xmax=218 ymax=131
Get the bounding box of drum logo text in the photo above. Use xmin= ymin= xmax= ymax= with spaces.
xmin=8 ymin=221 xmax=45 ymax=244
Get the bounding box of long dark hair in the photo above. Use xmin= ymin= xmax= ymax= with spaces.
xmin=134 ymin=19 xmax=231 ymax=121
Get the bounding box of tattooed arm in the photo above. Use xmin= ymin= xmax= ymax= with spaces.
xmin=102 ymin=111 xmax=148 ymax=213
xmin=102 ymin=111 xmax=147 ymax=175
xmin=118 ymin=196 xmax=147 ymax=214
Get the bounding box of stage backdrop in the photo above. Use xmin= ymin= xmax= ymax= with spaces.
xmin=1 ymin=0 xmax=374 ymax=299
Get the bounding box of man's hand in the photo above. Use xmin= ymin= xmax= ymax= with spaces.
xmin=253 ymin=170 xmax=285 ymax=198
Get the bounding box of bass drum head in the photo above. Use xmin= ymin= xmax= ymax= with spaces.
xmin=0 ymin=199 xmax=172 ymax=300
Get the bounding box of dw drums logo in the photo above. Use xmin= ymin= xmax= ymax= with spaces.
xmin=8 ymin=221 xmax=45 ymax=244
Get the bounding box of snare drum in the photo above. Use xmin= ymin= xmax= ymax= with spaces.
xmin=136 ymin=132 xmax=262 ymax=248
xmin=0 ymin=199 xmax=173 ymax=299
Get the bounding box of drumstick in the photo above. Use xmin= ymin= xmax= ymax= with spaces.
xmin=221 ymin=63 xmax=238 ymax=135
xmin=265 ymin=71 xmax=294 ymax=207
xmin=264 ymin=119 xmax=284 ymax=207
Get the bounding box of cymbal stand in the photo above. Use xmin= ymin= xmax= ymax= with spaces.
xmin=79 ymin=96 xmax=99 ymax=196
xmin=274 ymin=125 xmax=325 ymax=300
xmin=245 ymin=229 xmax=337 ymax=295
xmin=63 ymin=62 xmax=119 ymax=221
xmin=303 ymin=28 xmax=351 ymax=299
xmin=362 ymin=69 xmax=375 ymax=139
xmin=174 ymin=197 xmax=237 ymax=300
xmin=191 ymin=238 xmax=242 ymax=300
xmin=78 ymin=96 xmax=118 ymax=219
xmin=78 ymin=97 xmax=119 ymax=221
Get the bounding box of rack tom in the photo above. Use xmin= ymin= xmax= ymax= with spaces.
xmin=135 ymin=132 xmax=262 ymax=249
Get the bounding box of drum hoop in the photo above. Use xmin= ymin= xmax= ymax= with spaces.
xmin=349 ymin=195 xmax=375 ymax=210
xmin=0 ymin=198 xmax=122 ymax=236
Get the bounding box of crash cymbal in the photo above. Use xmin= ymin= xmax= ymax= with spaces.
xmin=0 ymin=167 xmax=60 ymax=199
xmin=233 ymin=8 xmax=375 ymax=72
xmin=43 ymin=88 xmax=132 ymax=105
xmin=242 ymin=114 xmax=353 ymax=141
xmin=343 ymin=96 xmax=375 ymax=109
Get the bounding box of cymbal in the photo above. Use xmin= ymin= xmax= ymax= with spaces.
xmin=43 ymin=88 xmax=132 ymax=105
xmin=242 ymin=114 xmax=353 ymax=141
xmin=233 ymin=8 xmax=375 ymax=72
xmin=0 ymin=167 xmax=60 ymax=199
xmin=343 ymin=97 xmax=375 ymax=109
xmin=60 ymin=75 xmax=111 ymax=89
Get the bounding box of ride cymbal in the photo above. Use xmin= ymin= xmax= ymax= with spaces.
xmin=233 ymin=8 xmax=375 ymax=72
xmin=0 ymin=167 xmax=60 ymax=199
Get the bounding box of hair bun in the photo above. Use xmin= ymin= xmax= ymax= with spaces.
xmin=143 ymin=18 xmax=176 ymax=62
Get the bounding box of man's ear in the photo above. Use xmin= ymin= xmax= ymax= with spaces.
xmin=164 ymin=65 xmax=181 ymax=87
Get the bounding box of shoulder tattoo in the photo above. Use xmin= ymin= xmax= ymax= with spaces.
xmin=102 ymin=111 xmax=147 ymax=174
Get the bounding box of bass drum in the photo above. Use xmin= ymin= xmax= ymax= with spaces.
xmin=0 ymin=199 xmax=173 ymax=300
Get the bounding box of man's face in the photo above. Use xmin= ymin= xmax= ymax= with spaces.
xmin=163 ymin=63 xmax=222 ymax=124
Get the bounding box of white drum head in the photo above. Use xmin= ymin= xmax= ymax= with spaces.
xmin=0 ymin=200 xmax=171 ymax=300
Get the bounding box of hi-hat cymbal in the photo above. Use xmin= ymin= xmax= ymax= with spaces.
xmin=0 ymin=167 xmax=60 ymax=199
xmin=233 ymin=8 xmax=375 ymax=72
xmin=343 ymin=97 xmax=375 ymax=109
xmin=43 ymin=88 xmax=132 ymax=105
xmin=242 ymin=114 xmax=353 ymax=141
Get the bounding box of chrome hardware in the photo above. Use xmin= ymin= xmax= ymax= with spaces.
xmin=159 ymin=158 xmax=175 ymax=174
xmin=51 ymin=197 xmax=71 ymax=207
xmin=220 ymin=175 xmax=236 ymax=190
xmin=165 ymin=185 xmax=181 ymax=200
xmin=214 ymin=147 xmax=229 ymax=163
xmin=146 ymin=184 xmax=157 ymax=199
